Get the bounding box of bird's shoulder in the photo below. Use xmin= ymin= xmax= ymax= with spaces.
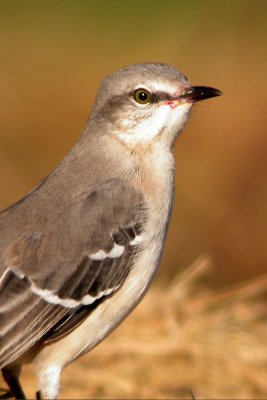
xmin=1 ymin=177 xmax=147 ymax=286
xmin=0 ymin=178 xmax=148 ymax=367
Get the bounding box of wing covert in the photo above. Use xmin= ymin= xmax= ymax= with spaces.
xmin=0 ymin=179 xmax=146 ymax=367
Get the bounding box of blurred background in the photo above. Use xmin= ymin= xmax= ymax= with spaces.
xmin=0 ymin=1 xmax=267 ymax=398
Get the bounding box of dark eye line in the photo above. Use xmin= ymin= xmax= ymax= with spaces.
xmin=130 ymin=90 xmax=172 ymax=104
xmin=152 ymin=92 xmax=173 ymax=103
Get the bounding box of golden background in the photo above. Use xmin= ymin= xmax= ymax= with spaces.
xmin=0 ymin=1 xmax=267 ymax=398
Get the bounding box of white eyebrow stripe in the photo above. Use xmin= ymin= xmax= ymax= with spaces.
xmin=149 ymin=81 xmax=177 ymax=95
xmin=89 ymin=243 xmax=125 ymax=260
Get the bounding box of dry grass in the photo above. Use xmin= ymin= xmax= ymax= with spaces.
xmin=2 ymin=256 xmax=267 ymax=399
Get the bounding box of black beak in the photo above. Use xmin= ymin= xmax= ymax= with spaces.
xmin=179 ymin=86 xmax=223 ymax=103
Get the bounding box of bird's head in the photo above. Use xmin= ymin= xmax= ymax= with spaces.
xmin=91 ymin=63 xmax=222 ymax=148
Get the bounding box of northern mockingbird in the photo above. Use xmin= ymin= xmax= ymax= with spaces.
xmin=0 ymin=63 xmax=221 ymax=399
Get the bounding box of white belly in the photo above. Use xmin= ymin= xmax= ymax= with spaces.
xmin=32 ymin=219 xmax=167 ymax=373
xmin=33 ymin=144 xmax=175 ymax=379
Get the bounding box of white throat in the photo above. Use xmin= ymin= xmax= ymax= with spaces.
xmin=117 ymin=103 xmax=192 ymax=145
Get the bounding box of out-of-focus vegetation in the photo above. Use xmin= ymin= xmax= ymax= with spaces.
xmin=0 ymin=2 xmax=267 ymax=397
xmin=2 ymin=257 xmax=267 ymax=398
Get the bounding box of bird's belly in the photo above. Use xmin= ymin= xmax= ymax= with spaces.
xmin=33 ymin=164 xmax=174 ymax=374
xmin=32 ymin=228 xmax=166 ymax=373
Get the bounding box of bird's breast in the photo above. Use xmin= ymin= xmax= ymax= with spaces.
xmin=32 ymin=148 xmax=175 ymax=373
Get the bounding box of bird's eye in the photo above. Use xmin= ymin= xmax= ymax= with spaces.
xmin=133 ymin=89 xmax=152 ymax=105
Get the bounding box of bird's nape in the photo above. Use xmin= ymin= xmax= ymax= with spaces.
xmin=0 ymin=62 xmax=222 ymax=399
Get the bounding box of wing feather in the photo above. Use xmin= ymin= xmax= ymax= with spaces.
xmin=0 ymin=179 xmax=146 ymax=367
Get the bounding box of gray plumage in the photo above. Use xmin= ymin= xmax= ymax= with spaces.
xmin=0 ymin=63 xmax=221 ymax=399
xmin=0 ymin=179 xmax=145 ymax=366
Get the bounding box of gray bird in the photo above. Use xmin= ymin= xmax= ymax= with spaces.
xmin=0 ymin=63 xmax=221 ymax=399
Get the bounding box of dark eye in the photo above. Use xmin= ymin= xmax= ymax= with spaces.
xmin=133 ymin=88 xmax=152 ymax=105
